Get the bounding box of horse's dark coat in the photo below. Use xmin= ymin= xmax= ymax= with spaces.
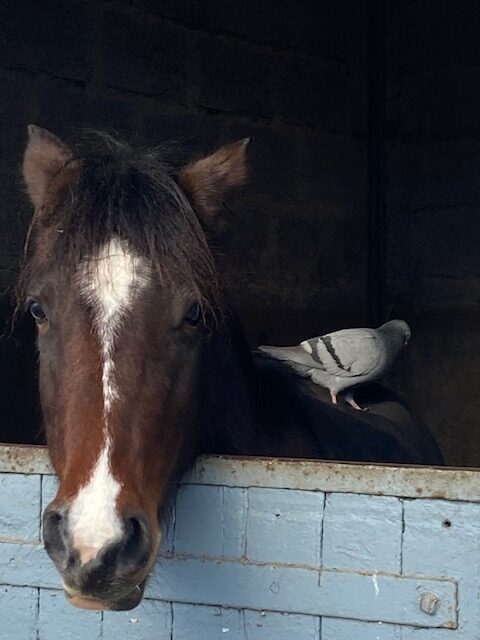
xmin=198 ymin=316 xmax=444 ymax=467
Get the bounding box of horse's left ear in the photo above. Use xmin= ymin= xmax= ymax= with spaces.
xmin=178 ymin=138 xmax=250 ymax=222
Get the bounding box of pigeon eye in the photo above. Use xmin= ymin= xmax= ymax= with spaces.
xmin=184 ymin=303 xmax=201 ymax=326
xmin=29 ymin=301 xmax=47 ymax=324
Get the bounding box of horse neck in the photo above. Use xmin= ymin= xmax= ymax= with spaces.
xmin=197 ymin=316 xmax=328 ymax=459
xmin=198 ymin=316 xmax=261 ymax=455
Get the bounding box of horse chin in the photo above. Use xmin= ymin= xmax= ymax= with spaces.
xmin=64 ymin=580 xmax=145 ymax=611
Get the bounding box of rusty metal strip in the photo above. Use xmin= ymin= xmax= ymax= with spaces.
xmin=1 ymin=444 xmax=480 ymax=502
xmin=0 ymin=444 xmax=53 ymax=475
xmin=188 ymin=456 xmax=480 ymax=502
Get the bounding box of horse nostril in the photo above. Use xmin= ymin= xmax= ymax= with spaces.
xmin=125 ymin=516 xmax=146 ymax=554
xmin=43 ymin=507 xmax=67 ymax=565
xmin=43 ymin=508 xmax=63 ymax=540
xmin=117 ymin=514 xmax=151 ymax=572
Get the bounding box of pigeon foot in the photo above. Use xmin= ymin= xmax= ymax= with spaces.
xmin=345 ymin=390 xmax=368 ymax=412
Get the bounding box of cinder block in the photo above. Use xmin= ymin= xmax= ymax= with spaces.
xmin=244 ymin=609 xmax=320 ymax=640
xmin=196 ymin=35 xmax=273 ymax=118
xmin=322 ymin=493 xmax=402 ymax=572
xmin=41 ymin=475 xmax=58 ymax=510
xmin=403 ymin=498 xmax=480 ymax=578
xmin=144 ymin=0 xmax=366 ymax=63
xmin=246 ymin=488 xmax=324 ymax=565
xmin=38 ymin=589 xmax=101 ymax=640
xmin=0 ymin=2 xmax=92 ymax=81
xmin=103 ymin=599 xmax=172 ymax=639
xmin=174 ymin=485 xmax=247 ymax=558
xmin=0 ymin=474 xmax=41 ymax=543
xmin=0 ymin=542 xmax=58 ymax=589
xmin=322 ymin=617 xmax=401 ymax=640
xmin=0 ymin=585 xmax=37 ymax=640
xmin=403 ymin=499 xmax=480 ymax=637
xmin=158 ymin=508 xmax=175 ymax=556
xmin=271 ymin=54 xmax=364 ymax=129
xmin=102 ymin=8 xmax=190 ymax=101
xmin=173 ymin=603 xmax=244 ymax=640
xmin=387 ymin=1 xmax=480 ymax=77
xmin=36 ymin=78 xmax=137 ymax=138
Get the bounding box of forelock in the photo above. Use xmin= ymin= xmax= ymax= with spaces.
xmin=19 ymin=131 xmax=222 ymax=314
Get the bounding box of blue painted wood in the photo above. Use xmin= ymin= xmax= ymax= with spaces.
xmin=171 ymin=605 xmax=321 ymax=640
xmin=1 ymin=458 xmax=479 ymax=638
xmin=244 ymin=609 xmax=320 ymax=639
xmin=103 ymin=600 xmax=172 ymax=639
xmin=322 ymin=618 xmax=402 ymax=640
xmin=0 ymin=585 xmax=37 ymax=640
xmin=38 ymin=589 xmax=102 ymax=640
xmin=172 ymin=604 xmax=244 ymax=640
xmin=322 ymin=493 xmax=402 ymax=572
xmin=0 ymin=474 xmax=41 ymax=543
xmin=402 ymin=499 xmax=480 ymax=639
xmin=175 ymin=485 xmax=247 ymax=558
xmin=245 ymin=488 xmax=324 ymax=565
xmin=148 ymin=557 xmax=456 ymax=627
xmin=0 ymin=541 xmax=58 ymax=588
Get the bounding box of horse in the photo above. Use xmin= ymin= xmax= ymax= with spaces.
xmin=19 ymin=125 xmax=443 ymax=611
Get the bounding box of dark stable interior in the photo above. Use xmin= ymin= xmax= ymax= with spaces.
xmin=1 ymin=1 xmax=479 ymax=467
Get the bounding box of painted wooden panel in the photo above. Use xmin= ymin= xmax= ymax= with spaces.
xmin=0 ymin=448 xmax=479 ymax=639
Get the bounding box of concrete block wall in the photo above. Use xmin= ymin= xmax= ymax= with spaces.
xmin=0 ymin=0 xmax=369 ymax=446
xmin=384 ymin=1 xmax=480 ymax=465
xmin=1 ymin=451 xmax=479 ymax=639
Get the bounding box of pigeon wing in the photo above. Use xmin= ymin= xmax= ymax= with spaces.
xmin=306 ymin=329 xmax=383 ymax=378
xmin=257 ymin=344 xmax=319 ymax=369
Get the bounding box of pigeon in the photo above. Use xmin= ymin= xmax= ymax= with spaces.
xmin=258 ymin=319 xmax=411 ymax=411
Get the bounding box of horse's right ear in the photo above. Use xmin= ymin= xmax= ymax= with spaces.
xmin=178 ymin=138 xmax=250 ymax=223
xmin=23 ymin=125 xmax=74 ymax=210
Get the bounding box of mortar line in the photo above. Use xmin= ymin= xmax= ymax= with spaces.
xmin=319 ymin=492 xmax=327 ymax=569
xmin=38 ymin=474 xmax=43 ymax=543
xmin=400 ymin=499 xmax=406 ymax=574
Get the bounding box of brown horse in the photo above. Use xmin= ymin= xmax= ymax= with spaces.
xmin=19 ymin=126 xmax=443 ymax=611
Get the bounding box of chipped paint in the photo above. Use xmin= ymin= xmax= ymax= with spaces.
xmin=1 ymin=444 xmax=480 ymax=502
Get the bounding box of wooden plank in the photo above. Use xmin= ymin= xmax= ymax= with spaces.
xmin=148 ymin=556 xmax=457 ymax=628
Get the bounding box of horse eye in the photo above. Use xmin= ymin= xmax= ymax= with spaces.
xmin=184 ymin=303 xmax=201 ymax=326
xmin=29 ymin=301 xmax=47 ymax=323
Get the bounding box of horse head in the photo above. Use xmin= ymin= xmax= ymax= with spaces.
xmin=20 ymin=126 xmax=248 ymax=610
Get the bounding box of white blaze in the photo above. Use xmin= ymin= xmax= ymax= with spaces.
xmin=81 ymin=237 xmax=150 ymax=415
xmin=69 ymin=436 xmax=122 ymax=563
xmin=69 ymin=237 xmax=150 ymax=562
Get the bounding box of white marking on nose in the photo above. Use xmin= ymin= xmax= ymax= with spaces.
xmin=69 ymin=238 xmax=150 ymax=561
xmin=69 ymin=437 xmax=122 ymax=563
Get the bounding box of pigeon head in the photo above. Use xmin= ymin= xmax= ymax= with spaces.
xmin=380 ymin=319 xmax=411 ymax=346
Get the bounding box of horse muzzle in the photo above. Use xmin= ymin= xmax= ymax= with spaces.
xmin=43 ymin=503 xmax=156 ymax=610
xmin=64 ymin=580 xmax=146 ymax=611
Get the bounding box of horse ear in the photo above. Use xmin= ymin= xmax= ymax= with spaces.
xmin=23 ymin=125 xmax=74 ymax=209
xmin=178 ymin=138 xmax=250 ymax=221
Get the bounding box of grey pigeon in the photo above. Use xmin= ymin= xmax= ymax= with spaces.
xmin=258 ymin=320 xmax=411 ymax=411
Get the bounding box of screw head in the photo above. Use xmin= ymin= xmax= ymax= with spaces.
xmin=420 ymin=591 xmax=440 ymax=615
